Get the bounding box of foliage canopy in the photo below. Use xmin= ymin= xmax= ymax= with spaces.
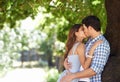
xmin=0 ymin=0 xmax=108 ymax=77
xmin=0 ymin=0 xmax=107 ymax=42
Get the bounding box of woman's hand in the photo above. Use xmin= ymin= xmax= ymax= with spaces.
xmin=64 ymin=58 xmax=71 ymax=70
xmin=60 ymin=71 xmax=73 ymax=82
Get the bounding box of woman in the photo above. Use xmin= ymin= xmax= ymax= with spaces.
xmin=57 ymin=24 xmax=102 ymax=82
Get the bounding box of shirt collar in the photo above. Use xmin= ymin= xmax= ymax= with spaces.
xmin=90 ymin=34 xmax=102 ymax=43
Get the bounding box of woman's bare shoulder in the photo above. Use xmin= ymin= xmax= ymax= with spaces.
xmin=76 ymin=43 xmax=85 ymax=55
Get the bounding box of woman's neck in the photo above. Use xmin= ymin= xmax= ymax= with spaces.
xmin=75 ymin=39 xmax=82 ymax=43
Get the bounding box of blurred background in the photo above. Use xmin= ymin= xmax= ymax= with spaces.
xmin=0 ymin=0 xmax=120 ymax=82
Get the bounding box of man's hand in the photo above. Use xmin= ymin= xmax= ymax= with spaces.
xmin=60 ymin=71 xmax=73 ymax=82
xmin=64 ymin=58 xmax=71 ymax=70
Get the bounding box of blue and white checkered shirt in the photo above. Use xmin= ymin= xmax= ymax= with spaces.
xmin=85 ymin=34 xmax=110 ymax=82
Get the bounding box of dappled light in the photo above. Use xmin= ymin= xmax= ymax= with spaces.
xmin=1 ymin=0 xmax=119 ymax=82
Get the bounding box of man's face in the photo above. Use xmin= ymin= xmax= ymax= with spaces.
xmin=83 ymin=24 xmax=89 ymax=37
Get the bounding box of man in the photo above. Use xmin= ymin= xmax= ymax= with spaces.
xmin=60 ymin=15 xmax=110 ymax=82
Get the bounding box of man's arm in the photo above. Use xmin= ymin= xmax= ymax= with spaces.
xmin=60 ymin=68 xmax=96 ymax=82
xmin=73 ymin=42 xmax=110 ymax=79
xmin=60 ymin=42 xmax=110 ymax=82
xmin=72 ymin=68 xmax=96 ymax=79
xmin=90 ymin=42 xmax=110 ymax=74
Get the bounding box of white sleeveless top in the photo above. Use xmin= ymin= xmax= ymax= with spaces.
xmin=68 ymin=42 xmax=90 ymax=82
xmin=57 ymin=42 xmax=90 ymax=82
xmin=68 ymin=42 xmax=81 ymax=73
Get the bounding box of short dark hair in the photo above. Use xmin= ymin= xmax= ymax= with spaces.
xmin=82 ymin=15 xmax=101 ymax=31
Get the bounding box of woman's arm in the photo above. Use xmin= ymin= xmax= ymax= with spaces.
xmin=77 ymin=41 xmax=102 ymax=69
xmin=77 ymin=43 xmax=92 ymax=69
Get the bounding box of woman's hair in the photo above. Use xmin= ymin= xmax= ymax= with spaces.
xmin=64 ymin=24 xmax=82 ymax=59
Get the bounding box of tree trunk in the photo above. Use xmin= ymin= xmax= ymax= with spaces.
xmin=103 ymin=0 xmax=120 ymax=81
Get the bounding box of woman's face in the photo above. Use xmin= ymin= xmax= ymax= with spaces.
xmin=75 ymin=26 xmax=86 ymax=41
xmin=83 ymin=24 xmax=89 ymax=37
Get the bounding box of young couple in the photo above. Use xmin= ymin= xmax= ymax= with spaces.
xmin=57 ymin=15 xmax=110 ymax=82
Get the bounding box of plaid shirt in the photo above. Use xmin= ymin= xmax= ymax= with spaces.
xmin=85 ymin=34 xmax=110 ymax=82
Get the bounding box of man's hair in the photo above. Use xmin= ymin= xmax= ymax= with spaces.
xmin=82 ymin=15 xmax=101 ymax=31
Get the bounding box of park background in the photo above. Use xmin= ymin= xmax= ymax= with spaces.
xmin=0 ymin=0 xmax=120 ymax=82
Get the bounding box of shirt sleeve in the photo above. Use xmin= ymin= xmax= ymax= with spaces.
xmin=90 ymin=42 xmax=110 ymax=74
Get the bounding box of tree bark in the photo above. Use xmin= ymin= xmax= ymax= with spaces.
xmin=103 ymin=0 xmax=120 ymax=81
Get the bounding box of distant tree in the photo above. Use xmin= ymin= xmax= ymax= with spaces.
xmin=0 ymin=27 xmax=42 ymax=75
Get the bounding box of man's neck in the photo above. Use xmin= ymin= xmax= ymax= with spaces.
xmin=91 ymin=31 xmax=101 ymax=39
